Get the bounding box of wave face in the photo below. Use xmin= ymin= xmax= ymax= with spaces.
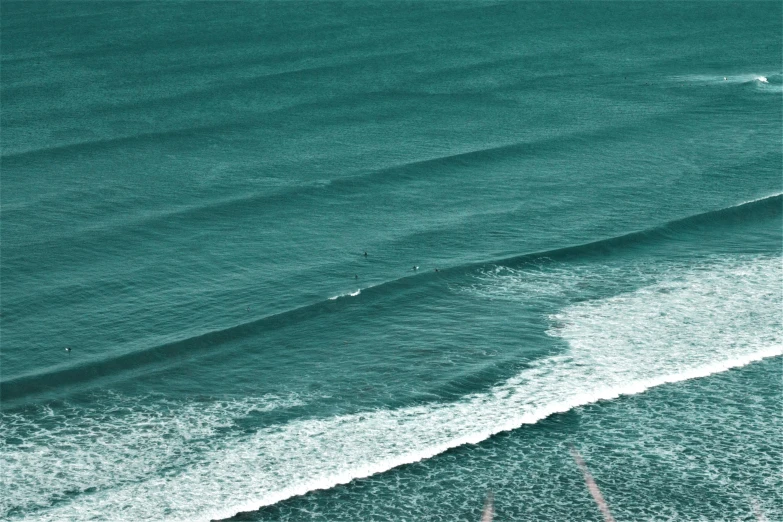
xmin=1 ymin=1 xmax=781 ymax=521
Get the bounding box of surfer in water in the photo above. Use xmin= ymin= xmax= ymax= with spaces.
xmin=363 ymin=251 xmax=368 ymax=257
xmin=65 ymin=347 xmax=71 ymax=353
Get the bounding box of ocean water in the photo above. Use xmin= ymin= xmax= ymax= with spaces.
xmin=1 ymin=2 xmax=781 ymax=521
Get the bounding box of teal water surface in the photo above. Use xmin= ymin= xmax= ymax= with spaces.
xmin=1 ymin=2 xmax=781 ymax=521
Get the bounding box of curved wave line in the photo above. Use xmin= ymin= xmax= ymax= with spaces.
xmin=1 ymin=49 xmax=418 ymax=134
xmin=4 ymin=110 xmax=690 ymax=255
xmin=490 ymin=192 xmax=783 ymax=268
xmin=1 ymin=122 xmax=236 ymax=162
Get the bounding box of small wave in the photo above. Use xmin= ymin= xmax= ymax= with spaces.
xmin=735 ymin=191 xmax=782 ymax=205
xmin=328 ymin=289 xmax=361 ymax=300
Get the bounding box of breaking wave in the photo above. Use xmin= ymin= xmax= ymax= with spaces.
xmin=2 ymin=254 xmax=779 ymax=521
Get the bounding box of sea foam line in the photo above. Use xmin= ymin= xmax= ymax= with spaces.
xmin=203 ymin=346 xmax=781 ymax=522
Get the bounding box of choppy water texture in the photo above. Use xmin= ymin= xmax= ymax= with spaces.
xmin=1 ymin=2 xmax=781 ymax=521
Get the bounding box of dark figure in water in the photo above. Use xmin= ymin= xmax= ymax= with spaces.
xmin=413 ymin=265 xmax=418 ymax=271
xmin=435 ymin=268 xmax=439 ymax=272
xmin=355 ymin=274 xmax=358 ymax=279
xmin=65 ymin=347 xmax=71 ymax=353
xmin=364 ymin=251 xmax=368 ymax=257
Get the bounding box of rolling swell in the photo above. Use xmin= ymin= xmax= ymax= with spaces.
xmin=497 ymin=192 xmax=783 ymax=267
xmin=0 ymin=292 xmax=362 ymax=402
xmin=0 ymin=48 xmax=419 ymax=142
xmin=3 ymin=194 xmax=779 ymax=403
xmin=4 ymin=107 xmax=708 ymax=255
xmin=3 ymin=81 xmax=685 ymax=163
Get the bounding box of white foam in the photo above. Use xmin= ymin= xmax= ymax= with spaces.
xmin=3 ymin=256 xmax=781 ymax=521
xmin=328 ymin=288 xmax=361 ymax=300
xmin=734 ymin=191 xmax=782 ymax=206
xmin=0 ymin=394 xmax=306 ymax=520
xmin=673 ymin=73 xmax=774 ymax=86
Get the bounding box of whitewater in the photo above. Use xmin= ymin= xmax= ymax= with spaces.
xmin=3 ymin=252 xmax=780 ymax=521
xmin=2 ymin=2 xmax=780 ymax=521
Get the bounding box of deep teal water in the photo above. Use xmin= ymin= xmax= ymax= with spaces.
xmin=1 ymin=2 xmax=781 ymax=521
